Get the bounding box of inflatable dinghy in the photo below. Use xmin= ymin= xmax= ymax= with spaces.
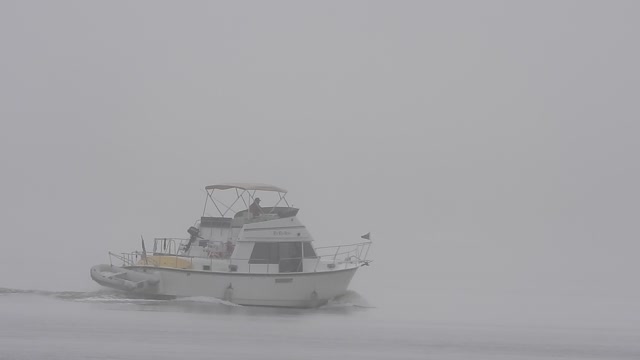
xmin=90 ymin=264 xmax=160 ymax=292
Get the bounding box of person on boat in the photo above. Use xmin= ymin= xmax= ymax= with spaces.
xmin=249 ymin=197 xmax=263 ymax=217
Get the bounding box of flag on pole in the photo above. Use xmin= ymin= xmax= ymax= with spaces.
xmin=361 ymin=232 xmax=371 ymax=240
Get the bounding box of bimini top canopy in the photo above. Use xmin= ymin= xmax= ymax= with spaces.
xmin=205 ymin=183 xmax=288 ymax=193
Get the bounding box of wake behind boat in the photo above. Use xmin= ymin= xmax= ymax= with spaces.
xmin=90 ymin=183 xmax=372 ymax=308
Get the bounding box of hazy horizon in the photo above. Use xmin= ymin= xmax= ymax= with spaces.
xmin=1 ymin=0 xmax=639 ymax=328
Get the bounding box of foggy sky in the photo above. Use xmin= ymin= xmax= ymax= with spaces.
xmin=1 ymin=0 xmax=639 ymax=325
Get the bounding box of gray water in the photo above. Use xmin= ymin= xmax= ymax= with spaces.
xmin=1 ymin=288 xmax=639 ymax=360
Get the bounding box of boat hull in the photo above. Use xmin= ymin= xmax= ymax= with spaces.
xmin=91 ymin=265 xmax=359 ymax=308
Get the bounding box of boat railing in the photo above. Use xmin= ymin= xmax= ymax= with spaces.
xmin=151 ymin=237 xmax=233 ymax=258
xmin=108 ymin=237 xmax=231 ymax=268
xmin=313 ymin=240 xmax=372 ymax=271
xmin=109 ymin=251 xmax=144 ymax=267
xmin=108 ymin=251 xmax=195 ymax=268
xmin=107 ymin=237 xmax=195 ymax=268
xmin=107 ymin=240 xmax=372 ymax=273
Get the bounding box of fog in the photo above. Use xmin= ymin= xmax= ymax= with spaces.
xmin=1 ymin=1 xmax=639 ymax=327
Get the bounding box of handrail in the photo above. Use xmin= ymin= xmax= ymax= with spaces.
xmin=108 ymin=251 xmax=195 ymax=268
xmin=107 ymin=239 xmax=372 ymax=274
xmin=312 ymin=241 xmax=372 ymax=271
xmin=313 ymin=240 xmax=372 ymax=251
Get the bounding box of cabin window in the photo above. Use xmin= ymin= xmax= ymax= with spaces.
xmin=279 ymin=242 xmax=302 ymax=261
xmin=249 ymin=242 xmax=304 ymax=272
xmin=303 ymin=242 xmax=317 ymax=258
xmin=249 ymin=243 xmax=279 ymax=264
xmin=279 ymin=242 xmax=302 ymax=273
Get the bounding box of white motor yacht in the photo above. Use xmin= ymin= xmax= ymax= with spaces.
xmin=90 ymin=183 xmax=372 ymax=308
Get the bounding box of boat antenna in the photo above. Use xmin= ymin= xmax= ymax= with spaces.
xmin=140 ymin=235 xmax=147 ymax=264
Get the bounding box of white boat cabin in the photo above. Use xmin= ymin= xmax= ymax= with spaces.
xmin=144 ymin=183 xmax=348 ymax=274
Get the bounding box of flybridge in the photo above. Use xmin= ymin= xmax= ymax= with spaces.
xmin=202 ymin=182 xmax=291 ymax=219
